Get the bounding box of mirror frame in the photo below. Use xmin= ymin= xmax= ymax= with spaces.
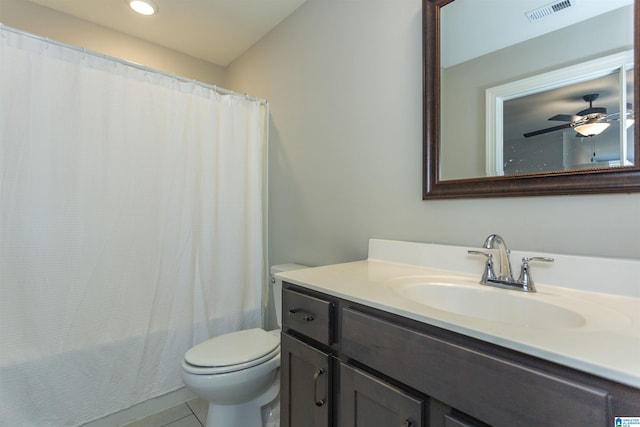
xmin=423 ymin=0 xmax=640 ymax=199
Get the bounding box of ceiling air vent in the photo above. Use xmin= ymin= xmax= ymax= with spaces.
xmin=526 ymin=0 xmax=577 ymax=23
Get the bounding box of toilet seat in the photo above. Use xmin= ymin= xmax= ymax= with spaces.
xmin=183 ymin=328 xmax=280 ymax=375
xmin=183 ymin=346 xmax=280 ymax=375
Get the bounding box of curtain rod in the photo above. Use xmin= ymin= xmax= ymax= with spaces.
xmin=0 ymin=23 xmax=268 ymax=106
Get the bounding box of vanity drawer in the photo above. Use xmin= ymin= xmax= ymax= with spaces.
xmin=341 ymin=307 xmax=610 ymax=427
xmin=282 ymin=286 xmax=334 ymax=346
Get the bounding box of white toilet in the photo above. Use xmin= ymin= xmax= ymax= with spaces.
xmin=182 ymin=264 xmax=307 ymax=427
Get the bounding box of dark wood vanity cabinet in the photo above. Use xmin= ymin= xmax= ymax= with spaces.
xmin=280 ymin=287 xmax=335 ymax=427
xmin=280 ymin=283 xmax=640 ymax=427
xmin=280 ymin=333 xmax=331 ymax=427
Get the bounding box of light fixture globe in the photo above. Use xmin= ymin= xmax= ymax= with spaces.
xmin=574 ymin=121 xmax=610 ymax=137
xmin=128 ymin=0 xmax=158 ymax=15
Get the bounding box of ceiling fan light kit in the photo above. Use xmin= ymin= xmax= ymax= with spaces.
xmin=524 ymin=93 xmax=626 ymax=138
xmin=574 ymin=121 xmax=610 ymax=137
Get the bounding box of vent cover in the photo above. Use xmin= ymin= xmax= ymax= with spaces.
xmin=526 ymin=0 xmax=577 ymax=22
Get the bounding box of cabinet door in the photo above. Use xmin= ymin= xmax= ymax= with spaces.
xmin=339 ymin=363 xmax=424 ymax=427
xmin=281 ymin=333 xmax=331 ymax=427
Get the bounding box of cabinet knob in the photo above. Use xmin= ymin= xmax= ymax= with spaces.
xmin=400 ymin=420 xmax=412 ymax=427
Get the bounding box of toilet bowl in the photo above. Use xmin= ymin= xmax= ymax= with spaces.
xmin=181 ymin=329 xmax=281 ymax=426
xmin=181 ymin=264 xmax=307 ymax=427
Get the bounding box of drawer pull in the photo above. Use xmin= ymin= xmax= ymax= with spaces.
xmin=289 ymin=309 xmax=314 ymax=322
xmin=313 ymin=368 xmax=326 ymax=407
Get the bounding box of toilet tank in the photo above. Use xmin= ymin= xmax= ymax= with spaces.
xmin=270 ymin=264 xmax=308 ymax=328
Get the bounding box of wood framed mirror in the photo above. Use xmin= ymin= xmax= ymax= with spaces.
xmin=423 ymin=0 xmax=640 ymax=199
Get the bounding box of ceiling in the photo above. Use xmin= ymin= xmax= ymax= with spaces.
xmin=25 ymin=0 xmax=631 ymax=72
xmin=25 ymin=0 xmax=308 ymax=67
xmin=441 ymin=0 xmax=633 ymax=68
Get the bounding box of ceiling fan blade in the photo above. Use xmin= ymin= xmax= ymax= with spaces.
xmin=600 ymin=112 xmax=634 ymax=122
xmin=524 ymin=123 xmax=573 ymax=138
xmin=548 ymin=114 xmax=581 ymax=122
xmin=603 ymin=104 xmax=634 ymax=121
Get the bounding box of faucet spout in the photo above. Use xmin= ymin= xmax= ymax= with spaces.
xmin=482 ymin=234 xmax=514 ymax=282
xmin=469 ymin=234 xmax=553 ymax=293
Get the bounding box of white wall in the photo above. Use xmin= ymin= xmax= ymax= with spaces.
xmin=226 ymin=0 xmax=640 ymax=266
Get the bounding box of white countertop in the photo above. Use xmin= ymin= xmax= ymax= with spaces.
xmin=277 ymin=240 xmax=640 ymax=389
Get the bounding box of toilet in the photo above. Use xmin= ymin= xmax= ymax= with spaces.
xmin=181 ymin=264 xmax=307 ymax=427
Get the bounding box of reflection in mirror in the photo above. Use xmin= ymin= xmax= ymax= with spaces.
xmin=423 ymin=0 xmax=640 ymax=199
xmin=489 ymin=50 xmax=635 ymax=176
xmin=504 ymin=73 xmax=635 ymax=175
xmin=439 ymin=0 xmax=634 ymax=181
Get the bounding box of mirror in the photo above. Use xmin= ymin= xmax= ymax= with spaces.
xmin=423 ymin=0 xmax=640 ymax=199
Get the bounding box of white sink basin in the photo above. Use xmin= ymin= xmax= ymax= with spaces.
xmin=385 ymin=275 xmax=628 ymax=329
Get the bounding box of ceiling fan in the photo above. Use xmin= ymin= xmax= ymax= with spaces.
xmin=523 ymin=93 xmax=626 ymax=138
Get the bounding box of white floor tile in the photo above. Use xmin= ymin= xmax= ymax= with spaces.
xmin=186 ymin=398 xmax=208 ymax=425
xmin=164 ymin=415 xmax=203 ymax=427
xmin=122 ymin=404 xmax=192 ymax=427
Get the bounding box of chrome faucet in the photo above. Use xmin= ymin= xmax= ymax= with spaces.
xmin=468 ymin=234 xmax=554 ymax=293
xmin=482 ymin=234 xmax=513 ymax=282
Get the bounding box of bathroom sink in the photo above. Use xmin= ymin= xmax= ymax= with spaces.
xmin=386 ymin=276 xmax=587 ymax=328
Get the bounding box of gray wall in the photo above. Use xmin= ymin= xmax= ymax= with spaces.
xmin=226 ymin=0 xmax=640 ymax=267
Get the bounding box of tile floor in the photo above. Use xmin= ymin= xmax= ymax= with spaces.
xmin=123 ymin=398 xmax=208 ymax=427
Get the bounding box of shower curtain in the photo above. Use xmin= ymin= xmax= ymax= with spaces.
xmin=0 ymin=26 xmax=267 ymax=426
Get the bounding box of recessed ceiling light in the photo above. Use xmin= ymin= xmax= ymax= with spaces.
xmin=128 ymin=0 xmax=158 ymax=16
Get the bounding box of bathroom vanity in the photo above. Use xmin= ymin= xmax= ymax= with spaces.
xmin=278 ymin=239 xmax=640 ymax=427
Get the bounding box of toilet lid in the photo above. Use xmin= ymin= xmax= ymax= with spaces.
xmin=184 ymin=328 xmax=279 ymax=368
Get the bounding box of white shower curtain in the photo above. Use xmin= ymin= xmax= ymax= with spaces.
xmin=0 ymin=26 xmax=267 ymax=426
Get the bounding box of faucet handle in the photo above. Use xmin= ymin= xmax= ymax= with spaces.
xmin=468 ymin=250 xmax=497 ymax=284
xmin=523 ymin=256 xmax=554 ymax=263
xmin=517 ymin=257 xmax=554 ymax=292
